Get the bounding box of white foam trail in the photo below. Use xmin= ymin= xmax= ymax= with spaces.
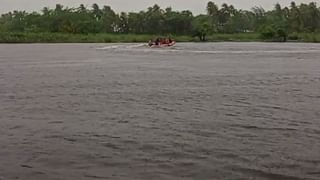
xmin=125 ymin=43 xmax=146 ymax=48
xmin=120 ymin=49 xmax=320 ymax=54
xmin=97 ymin=43 xmax=320 ymax=54
xmin=96 ymin=43 xmax=146 ymax=50
xmin=96 ymin=45 xmax=121 ymax=50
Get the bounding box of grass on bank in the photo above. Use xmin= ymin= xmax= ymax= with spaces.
xmin=0 ymin=32 xmax=194 ymax=43
xmin=206 ymin=33 xmax=261 ymax=42
xmin=0 ymin=32 xmax=152 ymax=43
xmin=0 ymin=32 xmax=260 ymax=43
xmin=0 ymin=32 xmax=319 ymax=43
xmin=288 ymin=32 xmax=320 ymax=42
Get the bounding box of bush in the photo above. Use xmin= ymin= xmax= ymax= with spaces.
xmin=288 ymin=33 xmax=299 ymax=40
xmin=260 ymin=26 xmax=276 ymax=40
xmin=276 ymin=28 xmax=287 ymax=42
xmin=260 ymin=26 xmax=288 ymax=42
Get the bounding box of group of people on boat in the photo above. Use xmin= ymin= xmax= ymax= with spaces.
xmin=148 ymin=37 xmax=175 ymax=47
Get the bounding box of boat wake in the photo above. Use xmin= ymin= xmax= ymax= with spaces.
xmin=97 ymin=43 xmax=320 ymax=55
xmin=96 ymin=43 xmax=146 ymax=50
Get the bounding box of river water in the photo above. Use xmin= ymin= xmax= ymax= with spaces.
xmin=0 ymin=43 xmax=320 ymax=180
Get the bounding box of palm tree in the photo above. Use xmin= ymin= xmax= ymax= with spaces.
xmin=101 ymin=6 xmax=117 ymax=33
xmin=206 ymin=1 xmax=218 ymax=32
xmin=54 ymin=4 xmax=63 ymax=13
xmin=92 ymin=3 xmax=102 ymax=20
xmin=78 ymin=4 xmax=87 ymax=13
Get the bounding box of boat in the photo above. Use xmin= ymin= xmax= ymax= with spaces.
xmin=148 ymin=38 xmax=176 ymax=48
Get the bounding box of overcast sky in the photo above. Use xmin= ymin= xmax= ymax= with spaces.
xmin=1 ymin=0 xmax=319 ymax=14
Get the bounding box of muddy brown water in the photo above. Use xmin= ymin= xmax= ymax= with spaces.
xmin=0 ymin=43 xmax=320 ymax=180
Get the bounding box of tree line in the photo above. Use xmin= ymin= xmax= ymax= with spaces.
xmin=0 ymin=1 xmax=319 ymax=41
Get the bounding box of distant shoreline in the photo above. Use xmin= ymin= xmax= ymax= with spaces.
xmin=0 ymin=32 xmax=319 ymax=43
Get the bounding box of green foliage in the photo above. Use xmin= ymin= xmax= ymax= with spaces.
xmin=192 ymin=15 xmax=210 ymax=41
xmin=260 ymin=26 xmax=276 ymax=39
xmin=1 ymin=31 xmax=319 ymax=43
xmin=0 ymin=32 xmax=195 ymax=43
xmin=0 ymin=1 xmax=320 ymax=42
xmin=288 ymin=32 xmax=299 ymax=40
xmin=276 ymin=28 xmax=287 ymax=41
xmin=260 ymin=25 xmax=288 ymax=42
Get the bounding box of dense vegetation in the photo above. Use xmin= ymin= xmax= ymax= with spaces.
xmin=0 ymin=1 xmax=320 ymax=42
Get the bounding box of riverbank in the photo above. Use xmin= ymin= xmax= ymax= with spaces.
xmin=0 ymin=32 xmax=319 ymax=43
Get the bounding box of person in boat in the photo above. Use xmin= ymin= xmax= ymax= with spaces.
xmin=161 ymin=38 xmax=167 ymax=44
xmin=148 ymin=37 xmax=174 ymax=47
xmin=148 ymin=38 xmax=158 ymax=46
xmin=148 ymin=40 xmax=153 ymax=46
xmin=155 ymin=38 xmax=160 ymax=45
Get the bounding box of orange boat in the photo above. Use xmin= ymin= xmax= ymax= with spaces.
xmin=148 ymin=38 xmax=176 ymax=48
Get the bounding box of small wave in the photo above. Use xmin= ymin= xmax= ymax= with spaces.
xmin=230 ymin=124 xmax=298 ymax=131
xmin=181 ymin=49 xmax=320 ymax=54
xmin=228 ymin=166 xmax=307 ymax=180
